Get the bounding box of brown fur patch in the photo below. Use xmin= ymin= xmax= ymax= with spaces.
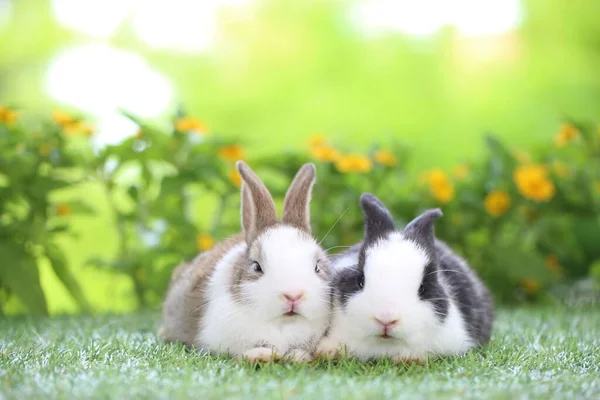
xmin=158 ymin=233 xmax=244 ymax=347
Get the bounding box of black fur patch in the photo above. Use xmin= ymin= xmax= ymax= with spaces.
xmin=334 ymin=264 xmax=365 ymax=308
xmin=419 ymin=261 xmax=449 ymax=322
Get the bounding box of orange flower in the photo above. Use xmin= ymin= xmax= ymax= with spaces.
xmin=551 ymin=160 xmax=570 ymax=178
xmin=520 ymin=279 xmax=541 ymax=295
xmin=453 ymin=164 xmax=469 ymax=180
xmin=228 ymin=168 xmax=242 ymax=187
xmin=484 ymin=190 xmax=510 ymax=217
xmin=0 ymin=106 xmax=17 ymax=125
xmin=335 ymin=154 xmax=373 ymax=173
xmin=554 ymin=123 xmax=579 ymax=147
xmin=545 ymin=255 xmax=564 ymax=279
xmin=514 ymin=164 xmax=555 ymax=202
xmin=311 ymin=144 xmax=341 ymax=162
xmin=64 ymin=121 xmax=94 ymax=137
xmin=374 ymin=150 xmax=397 ymax=167
xmin=309 ymin=133 xmax=326 ymax=147
xmin=422 ymin=169 xmax=455 ymax=204
xmin=218 ymin=145 xmax=245 ymax=162
xmin=52 ymin=110 xmax=75 ymax=127
xmin=196 ymin=233 xmax=215 ymax=251
xmin=39 ymin=143 xmax=53 ymax=156
xmin=55 ymin=203 xmax=72 ymax=216
xmin=175 ymin=117 xmax=208 ymax=134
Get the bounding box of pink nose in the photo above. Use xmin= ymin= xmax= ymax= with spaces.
xmin=375 ymin=318 xmax=398 ymax=329
xmin=283 ymin=292 xmax=304 ymax=303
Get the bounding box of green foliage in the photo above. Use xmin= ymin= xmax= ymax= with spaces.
xmin=0 ymin=108 xmax=93 ymax=314
xmin=1 ymin=108 xmax=599 ymax=314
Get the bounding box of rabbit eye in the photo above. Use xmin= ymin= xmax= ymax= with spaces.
xmin=418 ymin=283 xmax=425 ymax=296
xmin=358 ymin=276 xmax=365 ymax=289
xmin=315 ymin=264 xmax=320 ymax=273
xmin=252 ymin=262 xmax=263 ymax=273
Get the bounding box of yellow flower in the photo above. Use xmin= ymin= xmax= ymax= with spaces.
xmin=218 ymin=145 xmax=245 ymax=162
xmin=0 ymin=106 xmax=17 ymax=125
xmin=52 ymin=110 xmax=75 ymax=127
xmin=554 ymin=123 xmax=579 ymax=147
xmin=520 ymin=279 xmax=541 ymax=295
xmin=311 ymin=144 xmax=340 ymax=162
xmin=55 ymin=203 xmax=72 ymax=216
xmin=514 ymin=164 xmax=555 ymax=202
xmin=514 ymin=150 xmax=531 ymax=164
xmin=431 ymin=182 xmax=455 ymax=204
xmin=309 ymin=133 xmax=326 ymax=147
xmin=374 ymin=150 xmax=397 ymax=167
xmin=175 ymin=117 xmax=208 ymax=134
xmin=39 ymin=143 xmax=53 ymax=156
xmin=228 ymin=167 xmax=242 ymax=187
xmin=484 ymin=190 xmax=511 ymax=217
xmin=335 ymin=154 xmax=373 ymax=173
xmin=422 ymin=169 xmax=455 ymax=204
xmin=64 ymin=121 xmax=94 ymax=137
xmin=196 ymin=233 xmax=215 ymax=251
xmin=453 ymin=164 xmax=469 ymax=180
xmin=545 ymin=255 xmax=564 ymax=279
xmin=552 ymin=160 xmax=570 ymax=178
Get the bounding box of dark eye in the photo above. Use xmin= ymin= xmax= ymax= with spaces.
xmin=418 ymin=283 xmax=425 ymax=296
xmin=358 ymin=276 xmax=365 ymax=289
xmin=252 ymin=262 xmax=263 ymax=273
xmin=315 ymin=264 xmax=320 ymax=273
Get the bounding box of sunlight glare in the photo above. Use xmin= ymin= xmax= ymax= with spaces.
xmin=46 ymin=44 xmax=173 ymax=146
xmin=352 ymin=0 xmax=521 ymax=38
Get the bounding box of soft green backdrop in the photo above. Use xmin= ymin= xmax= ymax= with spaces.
xmin=1 ymin=0 xmax=599 ymax=314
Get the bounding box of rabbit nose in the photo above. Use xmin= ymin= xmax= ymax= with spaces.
xmin=375 ymin=317 xmax=399 ymax=328
xmin=282 ymin=292 xmax=305 ymax=303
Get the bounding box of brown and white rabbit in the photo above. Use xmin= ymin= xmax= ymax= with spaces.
xmin=159 ymin=162 xmax=332 ymax=362
xmin=316 ymin=193 xmax=493 ymax=362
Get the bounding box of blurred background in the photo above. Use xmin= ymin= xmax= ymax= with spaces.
xmin=1 ymin=0 xmax=599 ymax=315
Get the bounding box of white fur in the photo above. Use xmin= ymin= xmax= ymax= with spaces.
xmin=198 ymin=226 xmax=330 ymax=357
xmin=322 ymin=232 xmax=473 ymax=361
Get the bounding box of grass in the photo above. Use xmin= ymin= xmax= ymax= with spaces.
xmin=1 ymin=307 xmax=599 ymax=400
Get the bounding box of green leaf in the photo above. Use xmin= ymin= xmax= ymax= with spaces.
xmin=45 ymin=243 xmax=92 ymax=313
xmin=0 ymin=243 xmax=48 ymax=315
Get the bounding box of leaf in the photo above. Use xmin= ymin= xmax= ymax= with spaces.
xmin=0 ymin=243 xmax=48 ymax=315
xmin=45 ymin=243 xmax=92 ymax=313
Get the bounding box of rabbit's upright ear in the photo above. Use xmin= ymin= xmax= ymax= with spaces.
xmin=237 ymin=161 xmax=278 ymax=244
xmin=403 ymin=208 xmax=442 ymax=250
xmin=282 ymin=163 xmax=317 ymax=234
xmin=360 ymin=193 xmax=395 ymax=247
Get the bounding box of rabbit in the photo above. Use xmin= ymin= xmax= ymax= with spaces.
xmin=315 ymin=193 xmax=493 ymax=363
xmin=159 ymin=161 xmax=333 ymax=363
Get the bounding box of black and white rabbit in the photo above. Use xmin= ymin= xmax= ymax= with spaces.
xmin=316 ymin=193 xmax=493 ymax=362
xmin=159 ymin=162 xmax=332 ymax=362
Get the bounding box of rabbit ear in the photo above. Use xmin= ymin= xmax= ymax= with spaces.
xmin=360 ymin=193 xmax=395 ymax=246
xmin=282 ymin=163 xmax=316 ymax=234
xmin=237 ymin=161 xmax=278 ymax=243
xmin=403 ymin=208 xmax=443 ymax=250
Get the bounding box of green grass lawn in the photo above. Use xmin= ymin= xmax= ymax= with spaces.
xmin=1 ymin=307 xmax=599 ymax=400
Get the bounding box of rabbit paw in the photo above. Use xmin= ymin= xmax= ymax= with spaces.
xmin=282 ymin=348 xmax=312 ymax=363
xmin=314 ymin=339 xmax=343 ymax=360
xmin=239 ymin=347 xmax=279 ymax=363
